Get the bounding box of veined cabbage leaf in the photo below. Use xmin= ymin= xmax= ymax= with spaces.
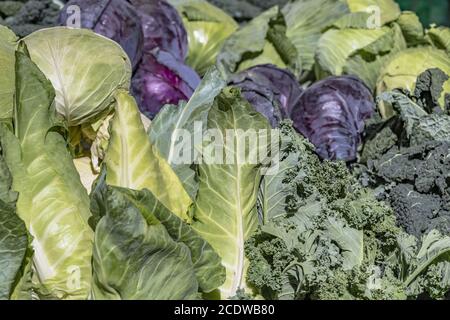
xmin=397 ymin=11 xmax=425 ymax=46
xmin=91 ymin=186 xmax=225 ymax=300
xmin=104 ymin=90 xmax=192 ymax=221
xmin=191 ymin=88 xmax=273 ymax=298
xmin=0 ymin=141 xmax=31 ymax=300
xmin=315 ymin=22 xmax=406 ymax=90
xmin=148 ymin=67 xmax=227 ymax=199
xmin=23 ymin=27 xmax=131 ymax=127
xmin=426 ymin=26 xmax=450 ymax=55
xmin=216 ymin=6 xmax=300 ymax=78
xmin=0 ymin=26 xmax=17 ymax=120
xmin=1 ymin=44 xmax=93 ymax=299
xmin=168 ymin=0 xmax=239 ymax=76
xmin=282 ymin=0 xmax=348 ymax=76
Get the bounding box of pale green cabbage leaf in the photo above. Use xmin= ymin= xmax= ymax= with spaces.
xmin=0 ymin=26 xmax=17 ymax=120
xmin=376 ymin=47 xmax=450 ymax=118
xmin=91 ymin=186 xmax=225 ymax=300
xmin=315 ymin=22 xmax=406 ymax=90
xmin=104 ymin=90 xmax=192 ymax=221
xmin=23 ymin=27 xmax=131 ymax=127
xmin=169 ymin=0 xmax=238 ymax=76
xmin=148 ymin=67 xmax=227 ymax=199
xmin=1 ymin=44 xmax=93 ymax=300
xmin=282 ymin=0 xmax=349 ymax=75
xmin=191 ymin=88 xmax=272 ymax=298
xmin=217 ymin=6 xmax=300 ymax=78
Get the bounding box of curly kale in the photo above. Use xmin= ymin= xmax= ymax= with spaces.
xmin=247 ymin=121 xmax=450 ymax=300
xmin=2 ymin=0 xmax=63 ymax=38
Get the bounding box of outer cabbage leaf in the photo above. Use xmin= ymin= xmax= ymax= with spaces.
xmin=229 ymin=64 xmax=303 ymax=127
xmin=104 ymin=90 xmax=192 ymax=221
xmin=376 ymin=47 xmax=450 ymax=119
xmin=282 ymin=0 xmax=348 ymax=75
xmin=0 ymin=26 xmax=17 ymax=120
xmin=397 ymin=230 xmax=450 ymax=299
xmin=0 ymin=143 xmax=30 ymax=300
xmin=60 ymin=0 xmax=143 ymax=70
xmin=130 ymin=0 xmax=188 ymax=61
xmin=316 ymin=23 xmax=406 ymax=90
xmin=91 ymin=186 xmax=225 ymax=300
xmin=148 ymin=67 xmax=227 ymax=199
xmin=290 ymin=75 xmax=374 ymax=161
xmin=426 ymin=26 xmax=450 ymax=55
xmin=1 ymin=44 xmax=93 ymax=299
xmin=169 ymin=0 xmax=238 ymax=76
xmin=397 ymin=11 xmax=425 ymax=47
xmin=131 ymin=49 xmax=200 ymax=119
xmin=23 ymin=27 xmax=131 ymax=127
xmin=216 ymin=6 xmax=300 ymax=78
xmin=73 ymin=157 xmax=99 ymax=194
xmin=191 ymin=88 xmax=272 ymax=298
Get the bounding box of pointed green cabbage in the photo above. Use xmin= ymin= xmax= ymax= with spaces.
xmin=149 ymin=67 xmax=227 ymax=199
xmin=376 ymin=47 xmax=450 ymax=118
xmin=191 ymin=88 xmax=272 ymax=298
xmin=23 ymin=27 xmax=131 ymax=127
xmin=0 ymin=26 xmax=17 ymax=120
xmin=282 ymin=0 xmax=349 ymax=75
xmin=217 ymin=6 xmax=300 ymax=78
xmin=169 ymin=0 xmax=238 ymax=76
xmin=397 ymin=11 xmax=425 ymax=46
xmin=104 ymin=90 xmax=192 ymax=221
xmin=315 ymin=22 xmax=406 ymax=90
xmin=1 ymin=44 xmax=93 ymax=299
xmin=91 ymin=186 xmax=225 ymax=300
xmin=426 ymin=26 xmax=450 ymax=55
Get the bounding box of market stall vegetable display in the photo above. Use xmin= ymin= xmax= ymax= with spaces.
xmin=0 ymin=0 xmax=449 ymax=300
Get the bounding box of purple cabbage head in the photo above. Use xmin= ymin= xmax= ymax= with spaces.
xmin=290 ymin=75 xmax=374 ymax=162
xmin=60 ymin=0 xmax=144 ymax=70
xmin=131 ymin=49 xmax=200 ymax=119
xmin=229 ymin=64 xmax=303 ymax=128
xmin=129 ymin=0 xmax=188 ymax=61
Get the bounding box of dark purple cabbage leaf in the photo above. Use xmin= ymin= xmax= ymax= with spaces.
xmin=291 ymin=75 xmax=374 ymax=161
xmin=229 ymin=64 xmax=303 ymax=128
xmin=60 ymin=0 xmax=144 ymax=70
xmin=129 ymin=0 xmax=188 ymax=61
xmin=131 ymin=49 xmax=200 ymax=119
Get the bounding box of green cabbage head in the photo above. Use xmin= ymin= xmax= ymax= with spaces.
xmin=23 ymin=27 xmax=132 ymax=127
xmin=169 ymin=0 xmax=238 ymax=76
xmin=376 ymin=47 xmax=450 ymax=118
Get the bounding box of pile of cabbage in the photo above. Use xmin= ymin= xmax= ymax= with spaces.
xmin=0 ymin=0 xmax=449 ymax=300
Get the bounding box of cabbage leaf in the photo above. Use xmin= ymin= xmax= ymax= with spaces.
xmin=169 ymin=0 xmax=239 ymax=76
xmin=0 ymin=26 xmax=17 ymax=120
xmin=217 ymin=6 xmax=300 ymax=78
xmin=148 ymin=67 xmax=227 ymax=199
xmin=0 ymin=142 xmax=31 ymax=300
xmin=191 ymin=88 xmax=272 ymax=298
xmin=1 ymin=43 xmax=94 ymax=300
xmin=282 ymin=0 xmax=348 ymax=75
xmin=23 ymin=27 xmax=131 ymax=127
xmin=104 ymin=90 xmax=192 ymax=221
xmin=91 ymin=186 xmax=225 ymax=299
